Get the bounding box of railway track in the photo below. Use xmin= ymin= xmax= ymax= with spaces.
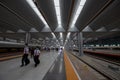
xmin=71 ymin=52 xmax=120 ymax=80
xmin=85 ymin=53 xmax=120 ymax=66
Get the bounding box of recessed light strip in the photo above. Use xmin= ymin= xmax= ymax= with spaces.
xmin=51 ymin=32 xmax=56 ymax=38
xmin=26 ymin=0 xmax=49 ymax=27
xmin=54 ymin=0 xmax=61 ymax=27
xmin=67 ymin=32 xmax=71 ymax=39
xmin=71 ymin=0 xmax=86 ymax=27
xmin=60 ymin=32 xmax=62 ymax=38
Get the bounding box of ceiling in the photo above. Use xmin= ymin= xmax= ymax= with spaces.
xmin=0 ymin=0 xmax=120 ymax=47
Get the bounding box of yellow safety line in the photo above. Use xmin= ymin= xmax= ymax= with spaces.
xmin=64 ymin=51 xmax=79 ymax=80
xmin=0 ymin=55 xmax=22 ymax=61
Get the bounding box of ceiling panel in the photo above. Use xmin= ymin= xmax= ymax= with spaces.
xmin=36 ymin=0 xmax=57 ymax=31
xmin=75 ymin=0 xmax=110 ymax=31
xmin=90 ymin=0 xmax=120 ymax=31
xmin=0 ymin=0 xmax=45 ymax=31
xmin=0 ymin=5 xmax=30 ymax=32
xmin=0 ymin=0 xmax=120 ymax=45
xmin=60 ymin=0 xmax=73 ymax=30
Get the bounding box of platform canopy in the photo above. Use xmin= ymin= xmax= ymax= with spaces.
xmin=0 ymin=0 xmax=120 ymax=47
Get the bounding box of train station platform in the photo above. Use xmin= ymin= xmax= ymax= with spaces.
xmin=0 ymin=50 xmax=80 ymax=80
xmin=0 ymin=51 xmax=59 ymax=80
xmin=1 ymin=50 xmax=119 ymax=80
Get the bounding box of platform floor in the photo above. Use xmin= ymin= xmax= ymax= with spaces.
xmin=0 ymin=51 xmax=59 ymax=80
xmin=0 ymin=50 xmax=111 ymax=80
xmin=43 ymin=51 xmax=66 ymax=80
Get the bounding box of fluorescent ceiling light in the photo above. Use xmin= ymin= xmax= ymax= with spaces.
xmin=80 ymin=0 xmax=86 ymax=5
xmin=67 ymin=32 xmax=71 ymax=39
xmin=26 ymin=0 xmax=49 ymax=27
xmin=58 ymin=17 xmax=61 ymax=25
xmin=54 ymin=0 xmax=61 ymax=27
xmin=60 ymin=32 xmax=62 ymax=38
xmin=54 ymin=0 xmax=59 ymax=6
xmin=64 ymin=32 xmax=71 ymax=45
xmin=76 ymin=6 xmax=83 ymax=15
xmin=58 ymin=23 xmax=61 ymax=27
xmin=71 ymin=0 xmax=86 ymax=28
xmin=51 ymin=32 xmax=56 ymax=38
xmin=56 ymin=7 xmax=60 ymax=15
xmin=51 ymin=32 xmax=54 ymax=36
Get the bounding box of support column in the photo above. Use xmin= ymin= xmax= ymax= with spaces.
xmin=65 ymin=41 xmax=69 ymax=51
xmin=25 ymin=32 xmax=31 ymax=44
xmin=78 ymin=32 xmax=83 ymax=56
xmin=67 ymin=40 xmax=70 ymax=50
xmin=70 ymin=39 xmax=73 ymax=51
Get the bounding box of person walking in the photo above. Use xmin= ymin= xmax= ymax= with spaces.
xmin=59 ymin=48 xmax=63 ymax=54
xmin=20 ymin=44 xmax=30 ymax=67
xmin=34 ymin=47 xmax=40 ymax=67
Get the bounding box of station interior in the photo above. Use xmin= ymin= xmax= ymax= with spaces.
xmin=0 ymin=0 xmax=120 ymax=80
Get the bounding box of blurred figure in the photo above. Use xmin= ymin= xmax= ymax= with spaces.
xmin=20 ymin=43 xmax=30 ymax=67
xmin=34 ymin=46 xmax=40 ymax=67
xmin=59 ymin=48 xmax=63 ymax=54
xmin=56 ymin=48 xmax=58 ymax=51
xmin=30 ymin=47 xmax=34 ymax=58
